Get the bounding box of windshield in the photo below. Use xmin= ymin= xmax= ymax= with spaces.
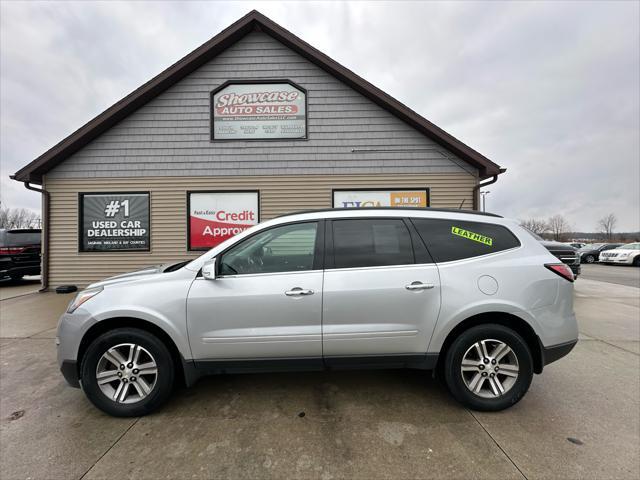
xmin=618 ymin=243 xmax=640 ymax=250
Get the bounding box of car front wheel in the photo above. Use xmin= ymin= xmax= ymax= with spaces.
xmin=444 ymin=324 xmax=533 ymax=411
xmin=80 ymin=328 xmax=175 ymax=417
xmin=584 ymin=255 xmax=596 ymax=263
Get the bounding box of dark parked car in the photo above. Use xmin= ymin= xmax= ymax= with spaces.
xmin=0 ymin=229 xmax=41 ymax=280
xmin=540 ymin=240 xmax=581 ymax=278
xmin=521 ymin=230 xmax=580 ymax=277
xmin=577 ymin=243 xmax=624 ymax=264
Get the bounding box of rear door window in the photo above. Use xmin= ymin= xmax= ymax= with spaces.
xmin=411 ymin=218 xmax=520 ymax=262
xmin=331 ymin=219 xmax=414 ymax=268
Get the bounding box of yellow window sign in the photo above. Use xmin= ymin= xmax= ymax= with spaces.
xmin=451 ymin=226 xmax=493 ymax=246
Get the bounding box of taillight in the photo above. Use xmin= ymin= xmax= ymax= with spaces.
xmin=0 ymin=247 xmax=25 ymax=255
xmin=545 ymin=263 xmax=575 ymax=282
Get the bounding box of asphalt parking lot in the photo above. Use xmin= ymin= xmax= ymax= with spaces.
xmin=1 ymin=271 xmax=639 ymax=479
xmin=580 ymin=263 xmax=640 ymax=288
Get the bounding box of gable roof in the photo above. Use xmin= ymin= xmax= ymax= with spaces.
xmin=12 ymin=10 xmax=504 ymax=184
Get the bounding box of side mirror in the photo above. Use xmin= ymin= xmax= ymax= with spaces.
xmin=202 ymin=258 xmax=217 ymax=280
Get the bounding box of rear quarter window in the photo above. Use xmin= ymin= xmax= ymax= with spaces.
xmin=411 ymin=218 xmax=520 ymax=262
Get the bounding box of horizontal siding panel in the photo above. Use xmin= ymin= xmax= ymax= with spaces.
xmin=45 ymin=173 xmax=476 ymax=287
xmin=48 ymin=31 xmax=480 ymax=180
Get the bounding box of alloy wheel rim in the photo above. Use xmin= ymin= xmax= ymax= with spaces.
xmin=96 ymin=343 xmax=158 ymax=404
xmin=461 ymin=339 xmax=519 ymax=399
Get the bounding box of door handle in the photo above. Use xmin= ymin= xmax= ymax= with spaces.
xmin=405 ymin=282 xmax=435 ymax=291
xmin=285 ymin=287 xmax=314 ymax=297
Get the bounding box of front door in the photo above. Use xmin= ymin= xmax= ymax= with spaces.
xmin=322 ymin=218 xmax=441 ymax=358
xmin=187 ymin=221 xmax=323 ymax=361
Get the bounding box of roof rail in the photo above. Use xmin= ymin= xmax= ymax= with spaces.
xmin=274 ymin=207 xmax=503 ymax=219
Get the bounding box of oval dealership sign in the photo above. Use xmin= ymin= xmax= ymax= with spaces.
xmin=211 ymin=82 xmax=306 ymax=140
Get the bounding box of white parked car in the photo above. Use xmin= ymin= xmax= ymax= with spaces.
xmin=599 ymin=243 xmax=640 ymax=266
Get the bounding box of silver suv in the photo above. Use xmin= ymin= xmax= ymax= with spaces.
xmin=57 ymin=208 xmax=578 ymax=416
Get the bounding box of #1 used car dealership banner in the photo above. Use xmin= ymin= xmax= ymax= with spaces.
xmin=333 ymin=189 xmax=429 ymax=208
xmin=188 ymin=192 xmax=259 ymax=250
xmin=211 ymin=82 xmax=306 ymax=140
xmin=79 ymin=193 xmax=150 ymax=251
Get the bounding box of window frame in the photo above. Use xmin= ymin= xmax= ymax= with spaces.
xmin=215 ymin=219 xmax=325 ymax=277
xmin=325 ymin=217 xmax=425 ymax=270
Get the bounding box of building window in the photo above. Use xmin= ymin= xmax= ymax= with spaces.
xmin=78 ymin=192 xmax=150 ymax=252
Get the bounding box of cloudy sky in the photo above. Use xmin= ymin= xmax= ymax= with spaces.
xmin=1 ymin=1 xmax=638 ymax=231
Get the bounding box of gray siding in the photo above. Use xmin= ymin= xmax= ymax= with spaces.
xmin=48 ymin=32 xmax=478 ymax=179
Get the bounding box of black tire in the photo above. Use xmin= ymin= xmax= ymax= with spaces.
xmin=444 ymin=324 xmax=533 ymax=411
xmin=584 ymin=255 xmax=596 ymax=264
xmin=633 ymin=256 xmax=640 ymax=267
xmin=80 ymin=328 xmax=175 ymax=417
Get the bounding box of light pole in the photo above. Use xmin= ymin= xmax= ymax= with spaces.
xmin=480 ymin=191 xmax=491 ymax=212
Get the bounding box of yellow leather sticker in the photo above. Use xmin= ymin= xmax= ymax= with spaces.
xmin=451 ymin=226 xmax=493 ymax=246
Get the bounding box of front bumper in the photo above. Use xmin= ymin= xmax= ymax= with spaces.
xmin=601 ymin=257 xmax=633 ymax=265
xmin=56 ymin=309 xmax=96 ymax=388
xmin=60 ymin=360 xmax=80 ymax=388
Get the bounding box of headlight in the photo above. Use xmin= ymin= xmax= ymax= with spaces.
xmin=67 ymin=287 xmax=103 ymax=313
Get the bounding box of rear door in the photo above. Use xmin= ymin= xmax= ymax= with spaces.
xmin=322 ymin=217 xmax=441 ymax=358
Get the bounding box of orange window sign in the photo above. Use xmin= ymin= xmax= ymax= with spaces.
xmin=390 ymin=191 xmax=428 ymax=207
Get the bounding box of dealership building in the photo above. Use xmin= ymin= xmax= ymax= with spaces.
xmin=12 ymin=11 xmax=504 ymax=289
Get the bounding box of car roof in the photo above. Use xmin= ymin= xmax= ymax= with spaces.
xmin=272 ymin=207 xmax=505 ymax=223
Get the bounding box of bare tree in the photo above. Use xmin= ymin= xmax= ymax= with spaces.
xmin=519 ymin=218 xmax=548 ymax=235
xmin=597 ymin=213 xmax=617 ymax=240
xmin=547 ymin=214 xmax=570 ymax=241
xmin=0 ymin=204 xmax=41 ymax=229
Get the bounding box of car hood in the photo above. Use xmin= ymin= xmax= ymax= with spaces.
xmin=87 ymin=264 xmax=165 ymax=289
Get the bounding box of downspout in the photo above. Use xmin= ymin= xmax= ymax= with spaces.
xmin=472 ymin=168 xmax=506 ymax=211
xmin=24 ymin=181 xmax=49 ymax=292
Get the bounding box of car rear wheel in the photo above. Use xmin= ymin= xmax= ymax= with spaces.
xmin=80 ymin=328 xmax=175 ymax=417
xmin=444 ymin=324 xmax=533 ymax=411
xmin=584 ymin=255 xmax=596 ymax=263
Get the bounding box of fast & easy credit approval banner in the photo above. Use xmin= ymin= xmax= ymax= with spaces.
xmin=188 ymin=192 xmax=259 ymax=250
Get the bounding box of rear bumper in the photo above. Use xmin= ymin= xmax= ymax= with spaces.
xmin=569 ymin=264 xmax=581 ymax=277
xmin=0 ymin=263 xmax=40 ymax=277
xmin=0 ymin=254 xmax=40 ymax=277
xmin=542 ymin=339 xmax=578 ymax=366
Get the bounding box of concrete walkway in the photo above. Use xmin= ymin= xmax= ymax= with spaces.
xmin=0 ymin=280 xmax=638 ymax=479
xmin=0 ymin=276 xmax=42 ymax=301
